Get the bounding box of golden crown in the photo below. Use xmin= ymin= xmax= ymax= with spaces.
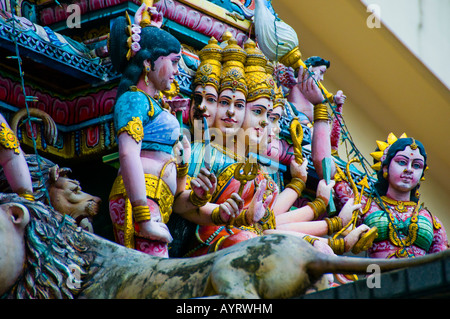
xmin=194 ymin=37 xmax=222 ymax=92
xmin=265 ymin=60 xmax=285 ymax=108
xmin=219 ymin=36 xmax=247 ymax=95
xmin=273 ymin=83 xmax=285 ymax=109
xmin=370 ymin=132 xmax=408 ymax=171
xmin=244 ymin=39 xmax=275 ymax=102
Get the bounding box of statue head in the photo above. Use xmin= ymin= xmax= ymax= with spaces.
xmin=0 ymin=154 xmax=101 ymax=231
xmin=213 ymin=36 xmax=247 ymax=139
xmin=0 ymin=194 xmax=91 ymax=298
xmin=304 ymin=56 xmax=330 ymax=82
xmin=190 ymin=37 xmax=223 ymax=128
xmin=372 ymin=134 xmax=427 ymax=202
xmin=109 ymin=15 xmax=182 ymax=100
xmin=242 ymin=39 xmax=275 ymax=151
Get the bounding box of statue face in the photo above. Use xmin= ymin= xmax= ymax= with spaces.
xmin=190 ymin=84 xmax=219 ymax=129
xmin=213 ymin=89 xmax=246 ymax=137
xmin=267 ymin=106 xmax=283 ymax=143
xmin=146 ymin=51 xmax=182 ymax=91
xmin=0 ymin=203 xmax=29 ymax=295
xmin=385 ymin=146 xmax=425 ymax=194
xmin=242 ymin=97 xmax=273 ymax=148
xmin=309 ymin=65 xmax=327 ymax=82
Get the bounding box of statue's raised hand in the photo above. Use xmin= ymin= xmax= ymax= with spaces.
xmin=134 ymin=3 xmax=163 ymax=28
xmin=246 ymin=179 xmax=273 ymax=224
xmin=315 ymin=179 xmax=335 ymax=207
xmin=190 ymin=168 xmax=217 ymax=201
xmin=218 ymin=193 xmax=244 ymax=223
xmin=290 ymin=157 xmax=308 ymax=183
xmin=298 ymin=67 xmax=324 ymax=105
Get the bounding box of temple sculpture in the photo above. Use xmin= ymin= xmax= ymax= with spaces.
xmin=0 ymin=0 xmax=448 ymax=299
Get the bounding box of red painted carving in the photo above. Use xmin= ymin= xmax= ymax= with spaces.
xmin=0 ymin=75 xmax=117 ymax=125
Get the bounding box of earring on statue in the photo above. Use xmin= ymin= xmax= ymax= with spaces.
xmin=415 ymin=183 xmax=421 ymax=199
xmin=144 ymin=65 xmax=151 ymax=86
xmin=383 ymin=171 xmax=388 ymax=179
xmin=415 ymin=188 xmax=420 ymax=199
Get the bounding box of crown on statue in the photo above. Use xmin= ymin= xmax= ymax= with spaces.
xmin=194 ymin=37 xmax=223 ymax=92
xmin=244 ymin=39 xmax=275 ymax=102
xmin=219 ymin=36 xmax=247 ymax=96
xmin=370 ymin=132 xmax=408 ymax=171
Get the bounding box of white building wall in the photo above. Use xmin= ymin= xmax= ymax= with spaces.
xmin=361 ymin=0 xmax=450 ymax=88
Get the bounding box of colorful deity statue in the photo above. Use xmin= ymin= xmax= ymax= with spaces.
xmin=245 ymin=57 xmax=367 ymax=257
xmin=107 ymin=6 xmax=188 ymax=257
xmin=189 ymin=37 xmax=222 ymax=130
xmin=334 ymin=133 xmax=449 ymax=258
xmin=183 ymin=36 xmax=277 ymax=256
xmin=286 ymin=57 xmax=346 ymax=127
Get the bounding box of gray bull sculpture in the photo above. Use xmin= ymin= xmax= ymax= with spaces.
xmin=1 ymin=194 xmax=448 ymax=299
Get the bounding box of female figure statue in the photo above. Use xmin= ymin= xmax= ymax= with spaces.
xmin=108 ymin=7 xmax=187 ymax=256
xmin=335 ymin=134 xmax=449 ymax=258
xmin=299 ymin=67 xmax=448 ymax=257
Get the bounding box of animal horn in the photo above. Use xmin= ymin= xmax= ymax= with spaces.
xmin=308 ymin=248 xmax=450 ymax=277
xmin=10 ymin=108 xmax=58 ymax=146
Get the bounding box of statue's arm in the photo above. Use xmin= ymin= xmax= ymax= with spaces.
xmin=0 ymin=114 xmax=33 ymax=197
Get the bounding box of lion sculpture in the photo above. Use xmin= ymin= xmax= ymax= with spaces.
xmin=0 ymin=154 xmax=101 ymax=232
xmin=1 ymin=193 xmax=449 ymax=299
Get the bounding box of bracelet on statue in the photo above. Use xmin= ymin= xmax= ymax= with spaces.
xmin=189 ymin=190 xmax=212 ymax=207
xmin=324 ymin=216 xmax=343 ymax=235
xmin=211 ymin=206 xmax=225 ymax=225
xmin=286 ymin=177 xmax=306 ymax=197
xmin=18 ymin=192 xmax=35 ymax=201
xmin=303 ymin=235 xmax=319 ymax=246
xmin=313 ymin=103 xmax=329 ymax=122
xmin=177 ymin=162 xmax=189 ymax=178
xmin=133 ymin=205 xmax=151 ymax=223
xmin=233 ymin=209 xmax=250 ymax=227
xmin=307 ymin=197 xmax=327 ymax=220
xmin=328 ymin=237 xmax=345 ymax=255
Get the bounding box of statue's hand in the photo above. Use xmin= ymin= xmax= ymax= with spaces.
xmin=134 ymin=4 xmax=163 ymax=28
xmin=290 ymin=157 xmax=308 ymax=182
xmin=298 ymin=67 xmax=324 ymax=105
xmin=138 ymin=219 xmax=173 ymax=243
xmin=246 ymin=180 xmax=273 ymax=224
xmin=334 ymin=90 xmax=346 ymax=105
xmin=167 ymin=98 xmax=190 ymax=113
xmin=315 ymin=179 xmax=335 ymax=207
xmin=218 ymin=193 xmax=244 ymax=223
xmin=190 ymin=167 xmax=216 ymax=200
xmin=337 ymin=198 xmax=361 ymax=226
xmin=313 ymin=239 xmax=335 ymax=255
xmin=343 ymin=224 xmax=370 ymax=252
xmin=174 ymin=135 xmax=191 ymax=166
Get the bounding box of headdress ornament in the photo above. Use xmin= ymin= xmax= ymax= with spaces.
xmin=244 ymin=39 xmax=275 ymax=102
xmin=265 ymin=60 xmax=285 ymax=109
xmin=370 ymin=132 xmax=408 ymax=171
xmin=219 ymin=36 xmax=247 ymax=96
xmin=193 ymin=37 xmax=223 ymax=92
xmin=125 ymin=12 xmax=142 ymax=61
